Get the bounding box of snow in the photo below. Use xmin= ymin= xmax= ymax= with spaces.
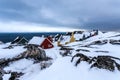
xmin=3 ymin=74 xmax=11 ymax=80
xmin=13 ymin=36 xmax=20 ymax=41
xmin=45 ymin=47 xmax=61 ymax=59
xmin=74 ymin=33 xmax=83 ymax=40
xmin=67 ymin=31 xmax=120 ymax=47
xmin=0 ymin=45 xmax=26 ymax=59
xmin=28 ymin=36 xmax=45 ymax=45
xmin=22 ymin=57 xmax=120 ymax=80
xmin=0 ymin=31 xmax=120 ymax=80
xmin=59 ymin=35 xmax=71 ymax=44
xmin=4 ymin=59 xmax=34 ymax=73
xmin=83 ymin=31 xmax=90 ymax=37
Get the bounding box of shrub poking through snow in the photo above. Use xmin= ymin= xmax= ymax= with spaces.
xmin=71 ymin=53 xmax=120 ymax=71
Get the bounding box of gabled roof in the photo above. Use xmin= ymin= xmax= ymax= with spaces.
xmin=59 ymin=35 xmax=71 ymax=44
xmin=74 ymin=33 xmax=83 ymax=40
xmin=17 ymin=37 xmax=28 ymax=44
xmin=83 ymin=31 xmax=90 ymax=37
xmin=28 ymin=36 xmax=45 ymax=45
xmin=54 ymin=34 xmax=62 ymax=41
xmin=11 ymin=36 xmax=28 ymax=44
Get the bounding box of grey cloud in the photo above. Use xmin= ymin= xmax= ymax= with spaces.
xmin=0 ymin=0 xmax=120 ymax=31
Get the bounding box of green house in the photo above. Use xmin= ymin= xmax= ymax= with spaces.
xmin=11 ymin=36 xmax=28 ymax=45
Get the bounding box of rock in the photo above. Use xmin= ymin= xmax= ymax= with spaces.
xmin=95 ymin=50 xmax=109 ymax=53
xmin=90 ymin=56 xmax=115 ymax=71
xmin=3 ymin=45 xmax=13 ymax=49
xmin=59 ymin=46 xmax=73 ymax=57
xmin=9 ymin=72 xmax=23 ymax=80
xmin=40 ymin=60 xmax=53 ymax=70
xmin=0 ymin=44 xmax=52 ymax=79
xmin=71 ymin=53 xmax=90 ymax=66
xmin=22 ymin=44 xmax=47 ymax=61
xmin=0 ymin=67 xmax=11 ymax=80
xmin=76 ymin=49 xmax=90 ymax=52
xmin=110 ymin=39 xmax=120 ymax=45
xmin=0 ymin=44 xmax=49 ymax=68
xmin=71 ymin=53 xmax=120 ymax=71
xmin=91 ymin=40 xmax=108 ymax=45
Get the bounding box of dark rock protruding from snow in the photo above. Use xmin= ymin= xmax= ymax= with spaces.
xmin=9 ymin=72 xmax=24 ymax=80
xmin=0 ymin=44 xmax=53 ymax=80
xmin=71 ymin=53 xmax=90 ymax=66
xmin=23 ymin=44 xmax=47 ymax=61
xmin=59 ymin=46 xmax=74 ymax=57
xmin=71 ymin=53 xmax=120 ymax=71
xmin=110 ymin=39 xmax=120 ymax=45
xmin=0 ymin=44 xmax=51 ymax=68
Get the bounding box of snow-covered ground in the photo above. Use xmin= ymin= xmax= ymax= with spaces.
xmin=0 ymin=31 xmax=120 ymax=80
xmin=22 ymin=57 xmax=120 ymax=80
xmin=0 ymin=45 xmax=26 ymax=59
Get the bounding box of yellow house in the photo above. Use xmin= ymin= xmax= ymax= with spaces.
xmin=69 ymin=32 xmax=75 ymax=43
xmin=57 ymin=32 xmax=75 ymax=46
xmin=57 ymin=41 xmax=62 ymax=46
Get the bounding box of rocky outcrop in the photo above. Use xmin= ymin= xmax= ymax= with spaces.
xmin=22 ymin=44 xmax=47 ymax=61
xmin=9 ymin=72 xmax=24 ymax=80
xmin=59 ymin=46 xmax=74 ymax=57
xmin=0 ymin=44 xmax=53 ymax=80
xmin=0 ymin=44 xmax=50 ymax=68
xmin=110 ymin=39 xmax=120 ymax=45
xmin=71 ymin=53 xmax=120 ymax=71
xmin=1 ymin=44 xmax=53 ymax=69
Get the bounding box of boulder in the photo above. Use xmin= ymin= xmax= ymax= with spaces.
xmin=22 ymin=44 xmax=47 ymax=61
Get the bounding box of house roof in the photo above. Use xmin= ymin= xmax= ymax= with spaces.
xmin=60 ymin=35 xmax=71 ymax=44
xmin=28 ymin=36 xmax=45 ymax=45
xmin=11 ymin=36 xmax=28 ymax=44
xmin=17 ymin=37 xmax=28 ymax=44
xmin=83 ymin=31 xmax=90 ymax=37
xmin=74 ymin=34 xmax=83 ymax=40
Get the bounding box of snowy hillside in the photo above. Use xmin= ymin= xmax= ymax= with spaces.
xmin=0 ymin=31 xmax=120 ymax=80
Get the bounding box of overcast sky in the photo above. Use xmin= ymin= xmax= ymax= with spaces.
xmin=0 ymin=0 xmax=120 ymax=32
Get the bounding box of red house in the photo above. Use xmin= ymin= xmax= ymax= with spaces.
xmin=40 ymin=38 xmax=54 ymax=49
xmin=47 ymin=36 xmax=53 ymax=42
xmin=29 ymin=36 xmax=54 ymax=49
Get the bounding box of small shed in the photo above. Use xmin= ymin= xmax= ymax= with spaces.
xmin=29 ymin=36 xmax=54 ymax=49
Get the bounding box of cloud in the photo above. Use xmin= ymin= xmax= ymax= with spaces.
xmin=0 ymin=21 xmax=82 ymax=32
xmin=0 ymin=0 xmax=120 ymax=31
